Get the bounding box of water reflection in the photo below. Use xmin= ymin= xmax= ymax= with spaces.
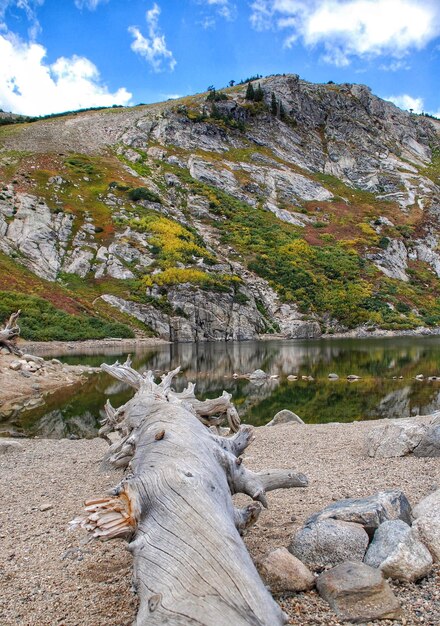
xmin=3 ymin=337 xmax=440 ymax=438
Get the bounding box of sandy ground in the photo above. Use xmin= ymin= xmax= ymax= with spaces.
xmin=1 ymin=421 xmax=439 ymax=626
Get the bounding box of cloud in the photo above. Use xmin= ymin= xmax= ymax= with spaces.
xmin=0 ymin=32 xmax=132 ymax=115
xmin=386 ymin=93 xmax=424 ymax=113
xmin=129 ymin=3 xmax=176 ymax=72
xmin=203 ymin=0 xmax=236 ymax=20
xmin=74 ymin=0 xmax=108 ymax=9
xmin=250 ymin=0 xmax=440 ymax=65
xmin=385 ymin=93 xmax=440 ymax=118
xmin=0 ymin=0 xmax=44 ymax=38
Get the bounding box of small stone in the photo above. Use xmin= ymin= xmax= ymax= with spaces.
xmin=248 ymin=369 xmax=268 ymax=380
xmin=258 ymin=547 xmax=315 ymax=592
xmin=415 ymin=374 xmax=424 ymax=380
xmin=39 ymin=503 xmax=53 ymax=512
xmin=20 ymin=371 xmax=31 ymax=378
xmin=347 ymin=374 xmax=361 ymax=381
xmin=316 ymin=561 xmax=402 ymax=623
xmin=328 ymin=373 xmax=339 ymax=380
xmin=287 ymin=375 xmax=298 ymax=381
xmin=365 ymin=520 xmax=433 ymax=582
xmin=266 ymin=410 xmax=305 ymax=427
xmin=9 ymin=360 xmax=22 ymax=371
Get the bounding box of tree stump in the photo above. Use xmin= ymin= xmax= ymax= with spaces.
xmin=72 ymin=358 xmax=308 ymax=626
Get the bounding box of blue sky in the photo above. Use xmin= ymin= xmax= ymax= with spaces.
xmin=1 ymin=0 xmax=439 ymax=117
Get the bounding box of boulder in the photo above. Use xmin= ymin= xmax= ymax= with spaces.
xmin=413 ymin=423 xmax=440 ymax=457
xmin=364 ymin=520 xmax=432 ymax=582
xmin=289 ymin=519 xmax=369 ymax=570
xmin=249 ymin=369 xmax=268 ymax=380
xmin=413 ymin=516 xmax=440 ymax=562
xmin=258 ymin=548 xmax=315 ymax=592
xmin=366 ymin=418 xmax=425 ymax=457
xmin=266 ymin=410 xmax=305 ymax=427
xmin=412 ymin=489 xmax=440 ymax=561
xmin=413 ymin=489 xmax=440 ymax=519
xmin=305 ymin=490 xmax=412 ymax=538
xmin=0 ymin=440 xmax=24 ymax=454
xmin=316 ymin=561 xmax=402 ymax=623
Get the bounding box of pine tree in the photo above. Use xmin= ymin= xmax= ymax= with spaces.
xmin=245 ymin=82 xmax=255 ymax=100
xmin=254 ymin=83 xmax=264 ymax=102
xmin=271 ymin=92 xmax=277 ymax=115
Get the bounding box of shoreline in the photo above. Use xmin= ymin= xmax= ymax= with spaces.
xmin=18 ymin=326 xmax=440 ymax=356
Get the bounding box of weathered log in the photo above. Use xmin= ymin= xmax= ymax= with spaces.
xmin=0 ymin=310 xmax=23 ymax=356
xmin=72 ymin=359 xmax=308 ymax=625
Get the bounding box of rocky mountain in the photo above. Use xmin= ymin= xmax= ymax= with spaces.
xmin=1 ymin=74 xmax=440 ymax=342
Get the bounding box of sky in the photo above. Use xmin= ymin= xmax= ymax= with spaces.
xmin=0 ymin=0 xmax=439 ymax=117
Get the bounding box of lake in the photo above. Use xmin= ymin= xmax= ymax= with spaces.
xmin=2 ymin=336 xmax=440 ymax=438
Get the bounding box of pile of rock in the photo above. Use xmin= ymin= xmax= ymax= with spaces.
xmin=8 ymin=354 xmax=47 ymax=376
xmin=259 ymin=489 xmax=440 ymax=622
xmin=366 ymin=413 xmax=440 ymax=458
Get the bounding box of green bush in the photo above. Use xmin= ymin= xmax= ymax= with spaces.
xmin=128 ymin=187 xmax=162 ymax=204
xmin=0 ymin=292 xmax=134 ymax=341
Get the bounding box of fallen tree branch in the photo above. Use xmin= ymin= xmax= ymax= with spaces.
xmin=0 ymin=310 xmax=23 ymax=356
xmin=72 ymin=358 xmax=308 ymax=625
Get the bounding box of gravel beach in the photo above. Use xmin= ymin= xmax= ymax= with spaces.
xmin=1 ymin=420 xmax=439 ymax=626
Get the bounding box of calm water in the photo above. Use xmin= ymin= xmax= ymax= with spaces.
xmin=3 ymin=337 xmax=440 ymax=438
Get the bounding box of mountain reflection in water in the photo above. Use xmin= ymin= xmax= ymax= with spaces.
xmin=3 ymin=337 xmax=440 ymax=438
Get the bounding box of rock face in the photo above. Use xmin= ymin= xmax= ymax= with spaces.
xmin=305 ymin=490 xmax=412 ymax=537
xmin=364 ymin=520 xmax=433 ymax=582
xmin=316 ymin=562 xmax=402 ymax=623
xmin=258 ymin=548 xmax=315 ymax=593
xmin=366 ymin=415 xmax=440 ymax=458
xmin=289 ymin=519 xmax=369 ymax=570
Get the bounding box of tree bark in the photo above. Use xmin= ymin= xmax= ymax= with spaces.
xmin=0 ymin=310 xmax=23 ymax=356
xmin=72 ymin=359 xmax=308 ymax=626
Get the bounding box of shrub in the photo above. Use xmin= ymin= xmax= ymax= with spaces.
xmin=0 ymin=292 xmax=134 ymax=341
xmin=128 ymin=187 xmax=162 ymax=204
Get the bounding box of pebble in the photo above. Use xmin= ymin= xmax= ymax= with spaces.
xmin=40 ymin=503 xmax=53 ymax=512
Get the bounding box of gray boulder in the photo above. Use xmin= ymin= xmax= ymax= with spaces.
xmin=412 ymin=489 xmax=440 ymax=562
xmin=249 ymin=369 xmax=268 ymax=380
xmin=266 ymin=409 xmax=305 ymax=427
xmin=366 ymin=418 xmax=425 ymax=457
xmin=289 ymin=519 xmax=369 ymax=570
xmin=413 ymin=423 xmax=440 ymax=457
xmin=258 ymin=547 xmax=315 ymax=592
xmin=306 ymin=490 xmax=412 ymax=538
xmin=316 ymin=561 xmax=402 ymax=623
xmin=0 ymin=440 xmax=24 ymax=454
xmin=364 ymin=520 xmax=432 ymax=582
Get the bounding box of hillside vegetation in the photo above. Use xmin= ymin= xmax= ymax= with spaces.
xmin=1 ymin=74 xmax=439 ymax=341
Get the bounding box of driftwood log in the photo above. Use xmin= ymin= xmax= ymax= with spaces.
xmin=0 ymin=310 xmax=23 ymax=356
xmin=72 ymin=359 xmax=308 ymax=625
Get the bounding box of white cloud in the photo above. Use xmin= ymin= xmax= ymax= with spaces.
xmin=385 ymin=93 xmax=440 ymax=118
xmin=129 ymin=3 xmax=176 ymax=72
xmin=250 ymin=0 xmax=440 ymax=65
xmin=0 ymin=0 xmax=44 ymax=38
xmin=0 ymin=32 xmax=132 ymax=115
xmin=386 ymin=93 xmax=424 ymax=113
xmin=74 ymin=0 xmax=108 ymax=9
